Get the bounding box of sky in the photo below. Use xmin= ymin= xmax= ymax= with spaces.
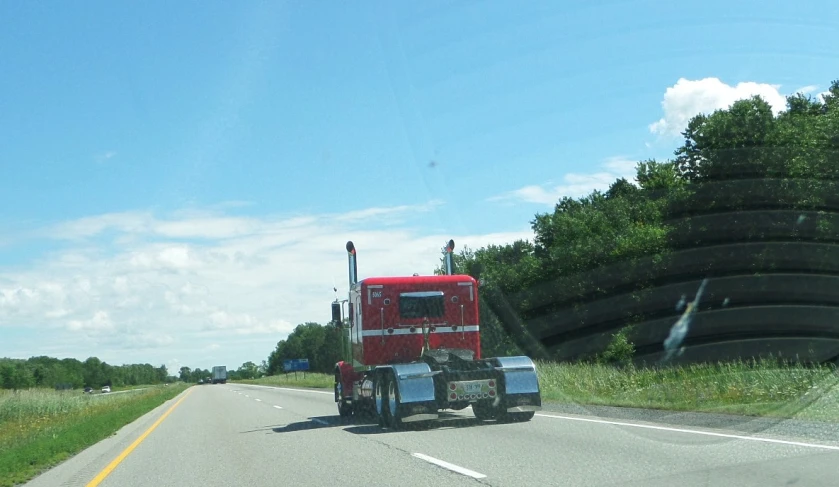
xmin=1 ymin=0 xmax=837 ymax=376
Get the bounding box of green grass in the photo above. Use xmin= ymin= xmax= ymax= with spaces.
xmin=235 ymin=373 xmax=332 ymax=389
xmin=236 ymin=359 xmax=839 ymax=423
xmin=0 ymin=384 xmax=188 ymax=487
xmin=536 ymin=359 xmax=839 ymax=422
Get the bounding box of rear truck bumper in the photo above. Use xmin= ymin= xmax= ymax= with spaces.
xmin=493 ymin=356 xmax=542 ymax=412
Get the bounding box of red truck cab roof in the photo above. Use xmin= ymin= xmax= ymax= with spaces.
xmin=360 ymin=274 xmax=477 ymax=286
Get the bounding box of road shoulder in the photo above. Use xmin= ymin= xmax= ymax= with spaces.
xmin=539 ymin=401 xmax=839 ymax=444
xmin=22 ymin=387 xmax=193 ymax=487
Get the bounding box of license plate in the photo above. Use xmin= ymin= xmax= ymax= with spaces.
xmin=448 ymin=380 xmax=495 ymax=402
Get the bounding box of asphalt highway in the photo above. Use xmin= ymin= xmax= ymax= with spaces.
xmin=23 ymin=383 xmax=839 ymax=487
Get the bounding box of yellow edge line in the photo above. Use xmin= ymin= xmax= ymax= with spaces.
xmin=85 ymin=387 xmax=193 ymax=487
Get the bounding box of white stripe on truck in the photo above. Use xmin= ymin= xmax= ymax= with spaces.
xmin=360 ymin=325 xmax=479 ymax=337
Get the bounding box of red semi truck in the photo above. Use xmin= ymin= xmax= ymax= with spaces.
xmin=331 ymin=239 xmax=542 ymax=429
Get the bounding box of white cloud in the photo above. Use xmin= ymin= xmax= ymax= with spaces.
xmin=0 ymin=202 xmax=533 ymax=369
xmin=49 ymin=211 xmax=153 ymax=240
xmin=488 ymin=156 xmax=638 ymax=205
xmin=67 ymin=311 xmax=114 ymax=332
xmin=649 ymin=77 xmax=789 ymax=137
xmin=335 ymin=199 xmax=443 ymax=223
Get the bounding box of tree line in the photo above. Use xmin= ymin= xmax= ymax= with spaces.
xmin=0 ymin=355 xmax=274 ymax=389
xmin=0 ymin=356 xmax=175 ymax=390
xmin=179 ymin=361 xmax=267 ymax=382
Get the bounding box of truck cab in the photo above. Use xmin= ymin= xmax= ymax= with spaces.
xmin=347 ymin=275 xmax=481 ymax=368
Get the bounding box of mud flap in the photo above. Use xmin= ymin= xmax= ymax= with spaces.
xmin=383 ymin=363 xmax=439 ymax=422
xmin=493 ymin=356 xmax=542 ymax=412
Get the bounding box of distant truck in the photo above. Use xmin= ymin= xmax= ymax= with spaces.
xmin=211 ymin=366 xmax=227 ymax=384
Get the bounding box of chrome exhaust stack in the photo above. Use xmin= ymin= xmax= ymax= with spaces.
xmin=346 ymin=241 xmax=358 ymax=286
xmin=444 ymin=239 xmax=456 ymax=275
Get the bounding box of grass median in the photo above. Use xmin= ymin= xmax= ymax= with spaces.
xmin=537 ymin=359 xmax=839 ymax=423
xmin=237 ymin=359 xmax=839 ymax=423
xmin=236 ymin=373 xmax=332 ymax=389
xmin=0 ymin=383 xmax=188 ymax=487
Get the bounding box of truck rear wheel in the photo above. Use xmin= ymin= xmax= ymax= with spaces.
xmin=335 ymin=372 xmax=353 ymax=418
xmin=336 ymin=385 xmax=353 ymax=418
xmin=499 ymin=411 xmax=535 ymax=423
xmin=374 ymin=375 xmax=386 ymax=427
xmin=338 ymin=401 xmax=353 ymax=417
xmin=384 ymin=372 xmax=404 ymax=429
xmin=472 ymin=402 xmax=498 ymax=421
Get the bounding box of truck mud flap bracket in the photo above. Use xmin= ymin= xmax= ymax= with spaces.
xmin=385 ymin=363 xmax=437 ymax=403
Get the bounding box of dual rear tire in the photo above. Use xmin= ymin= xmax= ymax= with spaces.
xmin=374 ymin=371 xmax=404 ymax=429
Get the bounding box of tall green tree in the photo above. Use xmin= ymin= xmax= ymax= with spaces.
xmin=266 ymin=322 xmax=343 ymax=374
xmin=179 ymin=366 xmax=192 ymax=382
xmin=237 ymin=361 xmax=259 ymax=379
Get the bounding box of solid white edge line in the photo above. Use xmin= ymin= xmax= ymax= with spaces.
xmin=311 ymin=418 xmax=329 ymax=425
xmin=241 ymin=384 xmax=333 ymax=395
xmin=412 ymin=453 xmax=487 ymax=479
xmin=535 ymin=413 xmax=839 ymax=451
xmin=273 ymin=405 xmax=283 ymax=409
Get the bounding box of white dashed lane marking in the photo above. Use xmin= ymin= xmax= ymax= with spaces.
xmin=411 ymin=453 xmax=487 ymax=479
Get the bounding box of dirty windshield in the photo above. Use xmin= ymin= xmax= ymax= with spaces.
xmin=2 ymin=2 xmax=839 ymax=487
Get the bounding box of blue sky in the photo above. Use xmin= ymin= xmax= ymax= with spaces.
xmin=1 ymin=1 xmax=837 ymax=374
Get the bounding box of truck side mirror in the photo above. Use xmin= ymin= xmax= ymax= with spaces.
xmin=331 ymin=302 xmax=342 ymax=327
